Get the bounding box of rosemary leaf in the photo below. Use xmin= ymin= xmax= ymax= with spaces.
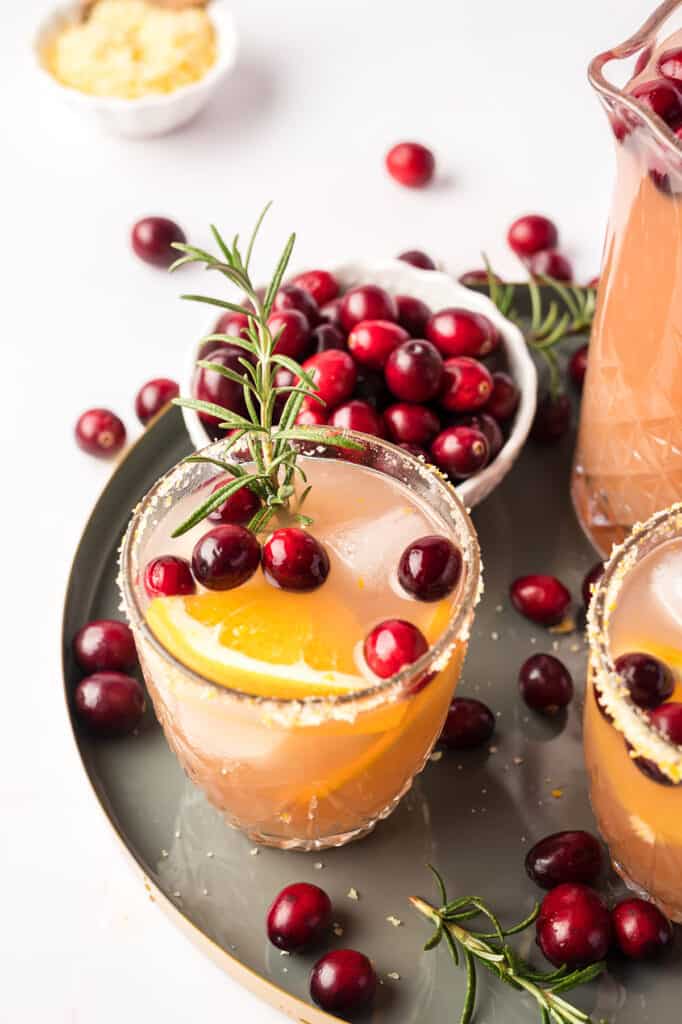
xmin=460 ymin=949 xmax=477 ymax=1024
xmin=181 ymin=293 xmax=255 ymax=317
xmin=276 ymin=427 xmax=364 ymax=449
xmin=263 ymin=233 xmax=296 ymax=318
xmin=174 ymin=398 xmax=260 ymax=432
xmin=245 ymin=201 xmax=272 ymax=272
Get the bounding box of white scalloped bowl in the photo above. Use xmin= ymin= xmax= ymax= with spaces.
xmin=182 ymin=259 xmax=537 ymax=509
xmin=32 ymin=1 xmax=238 ymax=139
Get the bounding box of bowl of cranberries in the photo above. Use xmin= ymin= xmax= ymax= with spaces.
xmin=183 ymin=258 xmax=537 ymax=509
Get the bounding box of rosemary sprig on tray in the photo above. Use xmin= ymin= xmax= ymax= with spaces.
xmin=410 ymin=867 xmax=606 ymax=1024
xmin=168 ymin=204 xmax=360 ymax=538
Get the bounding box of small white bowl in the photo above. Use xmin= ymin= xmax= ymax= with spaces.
xmin=33 ymin=1 xmax=238 ymax=139
xmin=182 ymin=259 xmax=537 ymax=510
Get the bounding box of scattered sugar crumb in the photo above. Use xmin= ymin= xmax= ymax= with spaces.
xmin=549 ymin=617 xmax=576 ymax=635
xmin=202 ymin=888 xmax=208 ymax=896
xmin=280 ymin=950 xmax=290 ymax=957
xmin=333 ymin=923 xmax=344 ymax=937
xmin=387 ymin=972 xmax=401 ymax=981
xmin=386 ymin=915 xmax=403 ymax=928
xmin=495 ymin=604 xmax=503 ymax=613
xmin=314 ymin=861 xmax=324 ymax=870
xmin=570 ymin=642 xmax=581 ymax=653
xmin=282 ymin=967 xmax=288 ymax=974
xmin=488 ymin=745 xmax=498 ymax=754
xmin=512 ymin=756 xmax=524 ymax=766
xmin=250 ymin=848 xmax=260 ymax=857
xmin=172 ymin=891 xmax=181 ymax=898
xmin=490 ymin=631 xmax=499 ymax=641
xmin=429 ymin=750 xmax=443 ymax=763
xmin=530 ymin=636 xmax=537 ymax=644
xmin=521 ymin=835 xmax=527 ymax=844
xmin=552 ymin=640 xmax=560 ymax=652
xmin=174 ymin=831 xmax=181 ymax=839
xmin=207 ymin=851 xmax=215 ymax=858
xmin=160 ymin=849 xmax=168 ymax=859
xmin=347 ymin=887 xmax=360 ymax=901
xmin=457 ymin=764 xmax=463 ymax=771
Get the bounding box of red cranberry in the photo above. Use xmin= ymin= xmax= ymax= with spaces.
xmin=207 ymin=479 xmax=261 ymax=525
xmin=440 ymin=356 xmax=493 ymax=413
xmin=273 ymin=283 xmax=320 ymax=327
xmin=519 ymin=654 xmax=574 ymax=714
xmin=569 ymin=345 xmax=589 ymax=390
xmin=426 ymin=308 xmax=499 ymax=358
xmin=74 ymin=619 xmax=137 ymax=674
xmin=74 ymin=672 xmax=145 ymax=736
xmin=537 ymin=884 xmax=612 ymax=967
xmin=144 ymin=556 xmax=195 ymax=598
xmin=75 ymin=408 xmax=126 ymax=457
xmin=582 ymin=562 xmax=604 ymax=609
xmin=311 ymin=323 xmax=345 ymax=353
xmin=507 ymin=215 xmax=559 ymax=258
xmin=267 ymin=310 xmax=311 ymax=360
xmin=635 ymin=46 xmax=653 ymax=76
xmin=384 ymin=403 xmax=440 ymax=445
xmin=385 ymin=339 xmax=444 ymax=402
xmin=296 ymin=405 xmax=327 ymax=426
xmin=263 ymin=528 xmax=329 ymax=591
xmin=398 ymin=249 xmax=436 ymax=270
xmin=631 ymin=78 xmax=682 ymax=126
xmin=526 ymin=831 xmax=604 ymax=889
xmin=364 ymin=619 xmax=428 ymax=678
xmin=531 ymin=392 xmax=571 ymax=444
xmin=510 ymin=575 xmax=571 ymax=625
xmin=340 ymin=285 xmax=397 ymax=331
xmin=320 ymin=297 xmax=344 ymax=327
xmin=131 ymin=216 xmax=186 ymax=268
xmin=193 ymin=346 xmax=247 ymax=425
xmin=431 ymin=425 xmax=489 ymax=478
xmin=348 ymin=319 xmax=409 ymax=369
xmin=649 ymin=701 xmax=682 ymax=744
xmin=658 ymin=48 xmax=682 ymax=83
xmin=459 ymin=269 xmax=503 ymax=287
xmin=460 ymin=413 xmax=504 ymax=459
xmin=527 ymin=250 xmax=573 ymax=282
xmin=192 ymin=526 xmax=260 ymax=591
xmin=396 ymin=294 xmax=432 ymax=336
xmin=329 ymin=400 xmax=385 ymax=437
xmin=214 ymin=311 xmax=251 ymax=340
xmin=398 ymin=535 xmax=462 ymax=600
xmin=354 ymin=368 xmax=392 ymax=410
xmin=302 ymin=349 xmax=357 ymax=410
xmin=385 ymin=141 xmax=435 ymax=188
xmin=484 ymin=371 xmax=519 ymax=422
xmin=292 ymin=269 xmax=339 ymax=307
xmin=612 ymin=898 xmax=673 ymax=960
xmin=310 ymin=950 xmax=377 ymax=1016
xmin=266 ymin=882 xmax=332 ymax=953
xmin=135 ymin=378 xmax=179 ymax=425
xmin=614 ymin=652 xmax=674 ymax=709
xmin=440 ymin=697 xmax=495 ymax=749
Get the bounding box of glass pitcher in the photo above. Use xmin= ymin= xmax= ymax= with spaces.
xmin=572 ymin=0 xmax=682 ymax=556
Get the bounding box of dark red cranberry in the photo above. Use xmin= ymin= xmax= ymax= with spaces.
xmin=635 ymin=45 xmax=653 ymax=76
xmin=340 ymin=285 xmax=397 ymax=331
xmin=658 ymin=48 xmax=682 ymax=82
xmin=431 ymin=425 xmax=489 ymax=478
xmin=527 ymin=250 xmax=573 ymax=282
xmin=460 ymin=413 xmax=504 ymax=459
xmin=272 ymin=283 xmax=320 ymax=327
xmin=510 ymin=575 xmax=571 ymax=625
xmin=320 ymin=297 xmax=344 ymax=327
xmin=266 ymin=882 xmax=332 ymax=953
xmin=385 ymin=339 xmax=444 ymax=402
xmin=531 ymin=392 xmax=571 ymax=444
xmin=292 ymin=269 xmax=339 ymax=307
xmin=426 ymin=308 xmax=499 ymax=358
xmin=614 ymin=652 xmax=674 ymax=709
xmin=131 ymin=216 xmax=186 ymax=268
xmin=296 ymin=405 xmax=327 ymax=426
xmin=612 ymin=898 xmax=673 ymax=960
xmin=519 ymin=654 xmax=574 ymax=714
xmin=74 ymin=672 xmax=145 ymax=737
xmin=354 ymin=368 xmax=392 ymax=410
xmin=440 ymin=356 xmax=493 ymax=413
xmin=267 ymin=310 xmax=311 ymax=360
xmin=631 ymin=78 xmax=682 ymax=126
xmin=384 ymin=403 xmax=440 ymax=445
xmin=196 ymin=338 xmax=236 ymax=361
xmin=649 ymin=701 xmax=682 ymax=744
xmin=398 ymin=535 xmax=462 ymax=600
xmin=484 ymin=372 xmax=519 ymax=422
xmin=207 ymin=479 xmax=261 ymax=525
xmin=192 ymin=525 xmax=260 ymax=590
xmin=74 ymin=619 xmax=137 ymax=674
xmin=193 ymin=345 xmax=247 ymax=425
xmin=329 ymin=399 xmax=385 ymax=437
xmin=385 ymin=141 xmax=435 ymax=188
xmin=458 ymin=269 xmax=492 ymax=287
xmin=263 ymin=528 xmax=330 ymax=591
xmin=398 ymin=249 xmax=436 ymax=270
xmin=396 ymin=294 xmax=432 ymax=336
xmin=582 ymin=562 xmax=604 ymax=609
xmin=214 ymin=311 xmax=251 ymax=339
xmin=348 ymin=319 xmax=409 ymax=369
xmin=507 ymin=215 xmax=559 ymax=258
xmin=310 ymin=323 xmax=345 ymax=353
xmin=526 ymin=831 xmax=604 ymax=889
xmin=302 ymin=349 xmax=357 ymax=410
xmin=75 ymin=408 xmax=126 ymax=457
xmin=364 ymin=619 xmax=428 ymax=678
xmin=537 ymin=884 xmax=612 ymax=967
xmin=310 ymin=950 xmax=377 ymax=1016
xmin=144 ymin=556 xmax=195 ymax=597
xmin=135 ymin=378 xmax=179 ymax=425
xmin=440 ymin=697 xmax=495 ymax=749
xmin=569 ymin=345 xmax=589 ymax=390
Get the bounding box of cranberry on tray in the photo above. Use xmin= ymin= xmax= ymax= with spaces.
xmin=527 ymin=249 xmax=573 ymax=282
xmin=611 ymin=898 xmax=673 ymax=960
xmin=439 ymin=697 xmax=495 ymax=749
xmin=525 ymin=831 xmax=604 ymax=889
xmin=510 ymin=575 xmax=571 ymax=625
xmin=536 ymin=883 xmax=612 ymax=967
xmin=519 ymin=653 xmax=574 ymax=714
xmin=74 ymin=619 xmax=137 ymax=674
xmin=266 ymin=882 xmax=332 ymax=952
xmin=74 ymin=672 xmax=145 ymax=737
xmin=310 ymin=949 xmax=377 ymax=1016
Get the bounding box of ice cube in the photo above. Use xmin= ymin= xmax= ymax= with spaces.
xmin=319 ymin=506 xmax=430 ymax=592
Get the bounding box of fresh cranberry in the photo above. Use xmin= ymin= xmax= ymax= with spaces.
xmin=135 ymin=378 xmax=179 ymax=425
xmin=398 ymin=535 xmax=462 ymax=601
xmin=302 ymin=349 xmax=357 ymax=410
xmin=440 ymin=356 xmax=493 ymax=413
xmin=649 ymin=701 xmax=682 ymax=744
xmin=310 ymin=323 xmax=345 ymax=353
xmin=143 ymin=555 xmax=195 ymax=598
xmin=531 ymin=392 xmax=571 ymax=444
xmin=329 ymin=399 xmax=385 ymax=437
xmin=131 ymin=216 xmax=186 ymax=268
xmin=631 ymin=78 xmax=682 ymax=126
xmin=614 ymin=652 xmax=674 ymax=709
xmin=292 ymin=269 xmax=339 ymax=307
xmin=635 ymin=45 xmax=653 ymax=76
xmin=353 ymin=368 xmax=392 ymax=410
xmin=320 ymin=297 xmax=344 ymax=327
xmin=612 ymin=898 xmax=673 ymax=960
xmin=74 ymin=619 xmax=137 ymax=674
xmin=74 ymin=672 xmax=145 ymax=736
xmin=510 ymin=575 xmax=571 ymax=625
xmin=263 ymin=528 xmax=329 ymax=591
xmin=385 ymin=339 xmax=444 ymax=402
xmin=569 ymin=345 xmax=589 ymax=390
xmin=364 ymin=619 xmax=428 ymax=678
xmin=426 ymin=308 xmax=499 ymax=358
xmin=431 ymin=425 xmax=489 ymax=478
xmin=192 ymin=526 xmax=260 ymax=590
xmin=484 ymin=371 xmax=519 ymax=422
xmin=582 ymin=562 xmax=604 ymax=609
xmin=310 ymin=950 xmax=377 ymax=1016
xmin=398 ymin=249 xmax=436 ymax=270
xmin=273 ymin=283 xmax=320 ymax=327
xmin=384 ymin=403 xmax=440 ymax=445
xmin=440 ymin=697 xmax=495 ymax=749
xmin=537 ymin=884 xmax=612 ymax=967
xmin=207 ymin=479 xmax=261 ymax=525
xmin=459 ymin=269 xmax=499 ymax=287
xmin=519 ymin=654 xmax=574 ymax=714
xmin=193 ymin=345 xmax=247 ymax=425
xmin=75 ymin=408 xmax=126 ymax=457
xmin=214 ymin=311 xmax=251 ymax=339
xmin=658 ymin=48 xmax=682 ymax=82
xmin=267 ymin=310 xmax=311 ymax=360
xmin=266 ymin=882 xmax=332 ymax=953
xmin=527 ymin=250 xmax=573 ymax=282
xmin=507 ymin=215 xmax=559 ymax=258
xmin=296 ymin=405 xmax=327 ymax=426
xmin=348 ymin=319 xmax=409 ymax=369
xmin=340 ymin=285 xmax=397 ymax=331
xmin=526 ymin=831 xmax=603 ymax=890
xmin=385 ymin=141 xmax=435 ymax=188
xmin=460 ymin=413 xmax=504 ymax=459
xmin=396 ymin=294 xmax=432 ymax=336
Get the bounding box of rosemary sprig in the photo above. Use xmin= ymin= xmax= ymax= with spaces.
xmin=410 ymin=867 xmax=606 ymax=1024
xmin=168 ymin=204 xmax=361 ymax=538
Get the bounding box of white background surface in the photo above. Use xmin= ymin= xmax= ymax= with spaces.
xmin=0 ymin=1 xmax=654 ymax=1021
